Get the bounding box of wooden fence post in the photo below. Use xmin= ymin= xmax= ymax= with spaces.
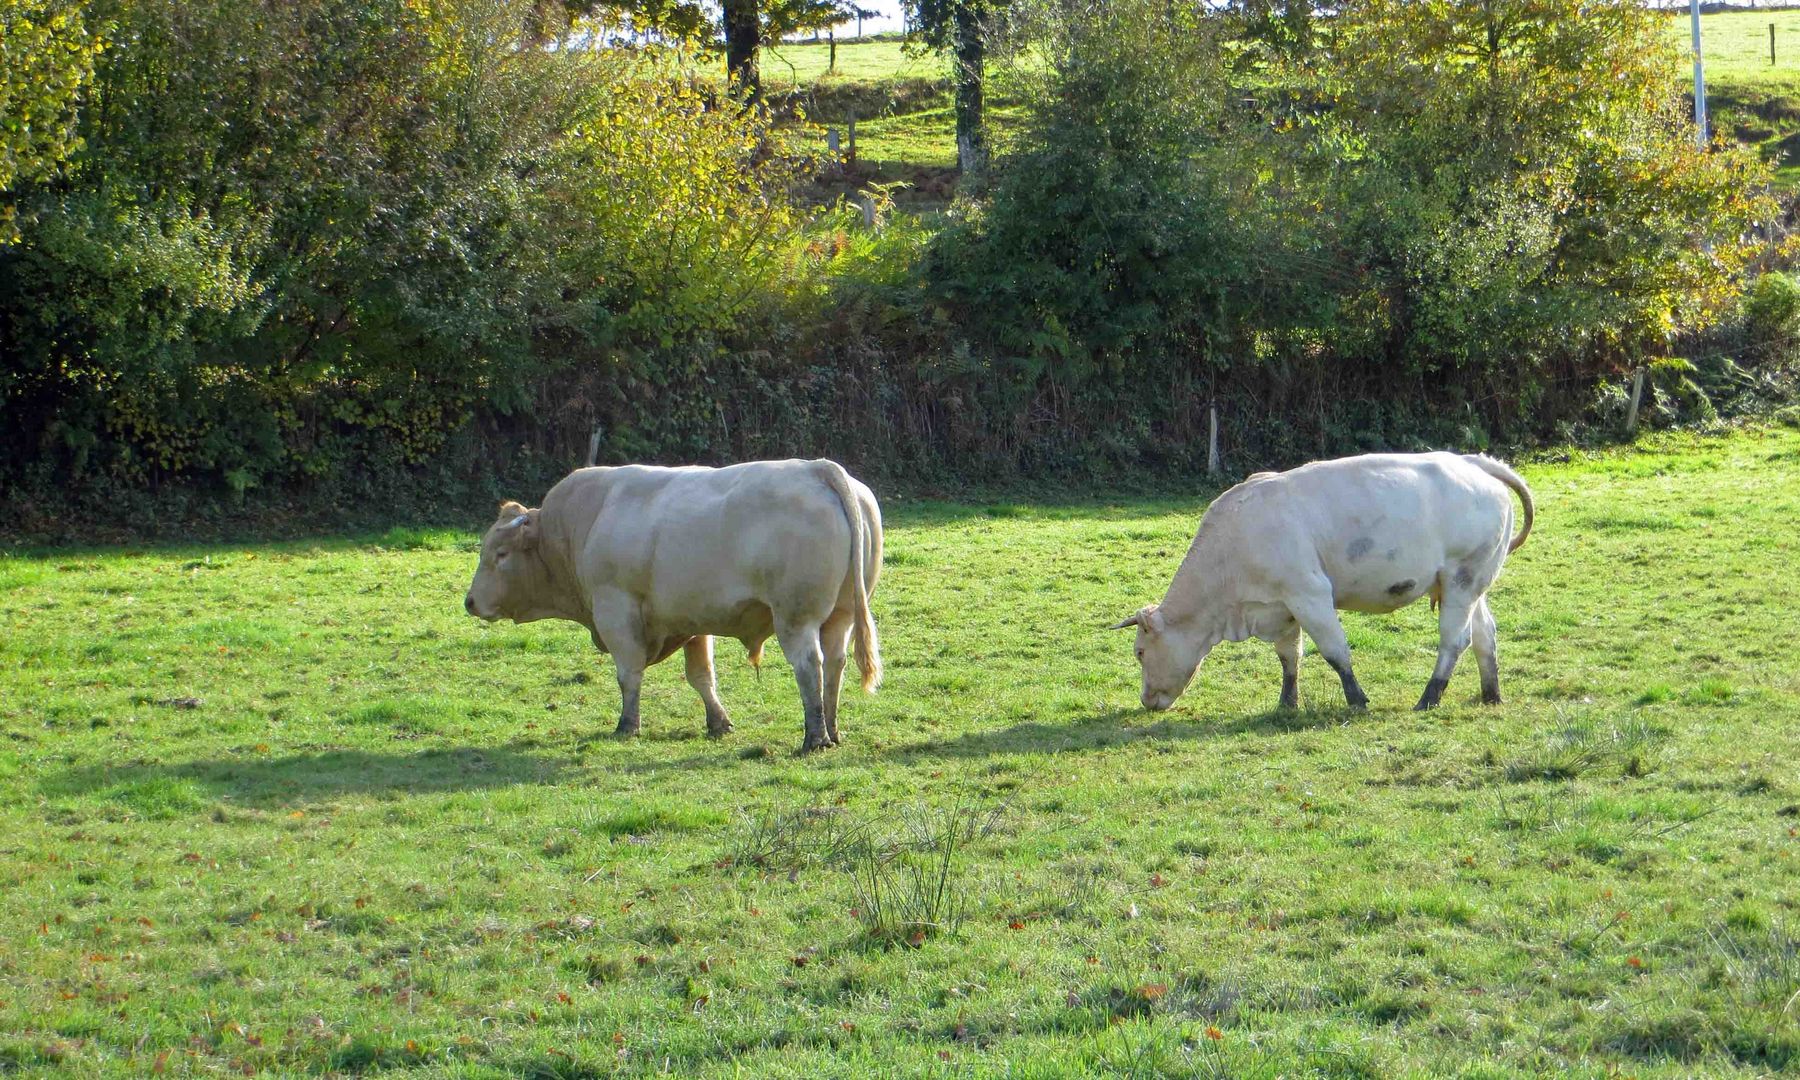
xmin=847 ymin=112 xmax=857 ymax=164
xmin=1207 ymin=404 xmax=1221 ymax=477
xmin=585 ymin=423 xmax=604 ymax=467
xmin=1625 ymin=367 xmax=1647 ymax=436
xmin=1773 ymin=23 xmax=1778 ymax=65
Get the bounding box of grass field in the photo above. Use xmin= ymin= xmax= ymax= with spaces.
xmin=764 ymin=39 xmax=945 ymax=88
xmin=4 ymin=427 xmax=1800 ymax=1076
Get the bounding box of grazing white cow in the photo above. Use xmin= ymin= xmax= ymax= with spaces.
xmin=1111 ymin=452 xmax=1533 ymax=713
xmin=465 ymin=459 xmax=882 ymax=751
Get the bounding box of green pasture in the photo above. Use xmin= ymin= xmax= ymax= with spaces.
xmin=3 ymin=426 xmax=1799 ymax=1075
xmin=764 ymin=39 xmax=944 ymax=88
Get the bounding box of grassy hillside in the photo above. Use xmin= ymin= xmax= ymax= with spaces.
xmin=1668 ymin=9 xmax=1800 ymax=185
xmin=3 ymin=426 xmax=1798 ymax=1075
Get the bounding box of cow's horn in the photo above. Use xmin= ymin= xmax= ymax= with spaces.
xmin=508 ymin=514 xmax=529 ymax=528
xmin=1107 ymin=613 xmax=1141 ymax=630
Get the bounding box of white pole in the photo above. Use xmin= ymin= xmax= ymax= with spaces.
xmin=1691 ymin=0 xmax=1708 ymax=148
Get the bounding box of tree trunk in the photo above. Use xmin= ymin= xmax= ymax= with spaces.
xmin=724 ymin=0 xmax=760 ymax=102
xmin=952 ymin=2 xmax=985 ymax=174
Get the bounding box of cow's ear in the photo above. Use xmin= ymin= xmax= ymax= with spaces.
xmin=497 ymin=500 xmax=528 ymax=521
xmin=1142 ymin=605 xmax=1166 ymax=634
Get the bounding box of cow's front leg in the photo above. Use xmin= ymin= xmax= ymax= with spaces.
xmin=775 ymin=620 xmax=830 ymax=752
xmin=1273 ymin=620 xmax=1302 ymax=710
xmin=1289 ymin=592 xmax=1367 ymax=710
xmin=684 ymin=636 xmax=732 ymax=737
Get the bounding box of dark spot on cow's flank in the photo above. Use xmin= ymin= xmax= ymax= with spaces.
xmin=1454 ymin=565 xmax=1474 ymax=589
xmin=1387 ymin=580 xmax=1415 ymax=596
xmin=1347 ymin=537 xmax=1374 ymax=562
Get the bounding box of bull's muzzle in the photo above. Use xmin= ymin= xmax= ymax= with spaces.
xmin=1141 ymin=691 xmax=1174 ymax=712
xmin=464 ymin=594 xmax=477 ymax=616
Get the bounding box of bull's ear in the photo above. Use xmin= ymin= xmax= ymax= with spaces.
xmin=1107 ymin=612 xmax=1141 ymax=630
xmin=497 ymin=500 xmax=528 ymax=521
xmin=1143 ymin=605 xmax=1166 ymax=634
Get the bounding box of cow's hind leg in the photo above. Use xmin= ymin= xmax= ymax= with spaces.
xmin=1274 ymin=619 xmax=1302 ymax=710
xmin=775 ymin=620 xmax=831 ymax=752
xmin=1416 ymin=591 xmax=1477 ymax=711
xmin=685 ymin=636 xmax=732 ymax=737
xmin=820 ymin=610 xmax=854 ymax=746
xmin=1288 ymin=591 xmax=1368 ymax=710
xmin=1470 ymin=596 xmax=1501 ymax=705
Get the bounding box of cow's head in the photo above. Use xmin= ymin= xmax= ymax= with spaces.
xmin=465 ymin=501 xmax=549 ymax=622
xmin=1109 ymin=603 xmax=1206 ymax=711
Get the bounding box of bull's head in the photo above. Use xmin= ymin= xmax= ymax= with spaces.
xmin=1109 ymin=603 xmax=1206 ymax=712
xmin=465 ymin=501 xmax=547 ymax=622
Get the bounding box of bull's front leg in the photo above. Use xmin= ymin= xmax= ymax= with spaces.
xmin=684 ymin=636 xmax=732 ymax=737
xmin=592 ymin=599 xmax=648 ymax=737
xmin=1274 ymin=621 xmax=1302 ymax=710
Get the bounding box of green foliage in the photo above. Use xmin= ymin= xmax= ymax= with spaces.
xmin=923 ymin=0 xmax=1774 ymax=445
xmin=0 ymin=0 xmax=812 ymax=499
xmin=1744 ymin=270 xmax=1800 ymax=347
xmin=924 ymin=0 xmax=1243 ymax=383
xmin=0 ymin=0 xmax=101 ymax=241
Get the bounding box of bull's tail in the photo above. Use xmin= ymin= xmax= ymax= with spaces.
xmin=1464 ymin=454 xmax=1535 ymax=554
xmin=816 ymin=460 xmax=883 ymax=692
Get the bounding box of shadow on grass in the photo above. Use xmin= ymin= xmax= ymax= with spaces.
xmin=42 ymin=743 xmax=570 ymax=806
xmin=878 ymin=703 xmax=1366 ymax=760
xmin=880 ymin=710 xmax=1199 ymax=759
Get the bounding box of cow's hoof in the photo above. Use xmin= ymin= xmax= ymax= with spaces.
xmin=614 ymin=721 xmax=641 ymax=738
xmin=1480 ymin=691 xmax=1503 ymax=705
xmin=800 ymin=736 xmax=833 ymax=753
xmin=1277 ymin=696 xmax=1299 ymax=711
xmin=706 ymin=719 xmax=734 ymax=738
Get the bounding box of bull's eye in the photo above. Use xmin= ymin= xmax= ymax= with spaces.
xmin=494 ymin=551 xmax=509 ymax=567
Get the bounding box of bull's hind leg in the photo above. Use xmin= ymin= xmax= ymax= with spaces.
xmin=775 ymin=620 xmax=831 ymax=752
xmin=1416 ymin=592 xmax=1477 ymax=711
xmin=820 ymin=610 xmax=854 ymax=746
xmin=1274 ymin=620 xmax=1303 ymax=710
xmin=684 ymin=636 xmax=732 ymax=737
xmin=1470 ymin=596 xmax=1502 ymax=704
xmin=1288 ymin=591 xmax=1368 ymax=710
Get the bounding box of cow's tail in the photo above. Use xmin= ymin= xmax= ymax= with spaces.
xmin=816 ymin=460 xmax=883 ymax=692
xmin=1464 ymin=455 xmax=1535 ymax=554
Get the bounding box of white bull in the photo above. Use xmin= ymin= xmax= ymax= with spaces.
xmin=465 ymin=458 xmax=882 ymax=752
xmin=1112 ymin=452 xmax=1534 ymax=713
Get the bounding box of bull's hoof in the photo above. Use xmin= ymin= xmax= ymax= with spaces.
xmin=1277 ymin=693 xmax=1299 ymax=711
xmin=614 ymin=720 xmax=641 ymax=737
xmin=705 ymin=717 xmax=734 ymax=738
xmin=1414 ymin=677 xmax=1448 ymax=712
xmin=800 ymin=734 xmax=833 ymax=753
xmin=1480 ymin=689 xmax=1503 ymax=705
